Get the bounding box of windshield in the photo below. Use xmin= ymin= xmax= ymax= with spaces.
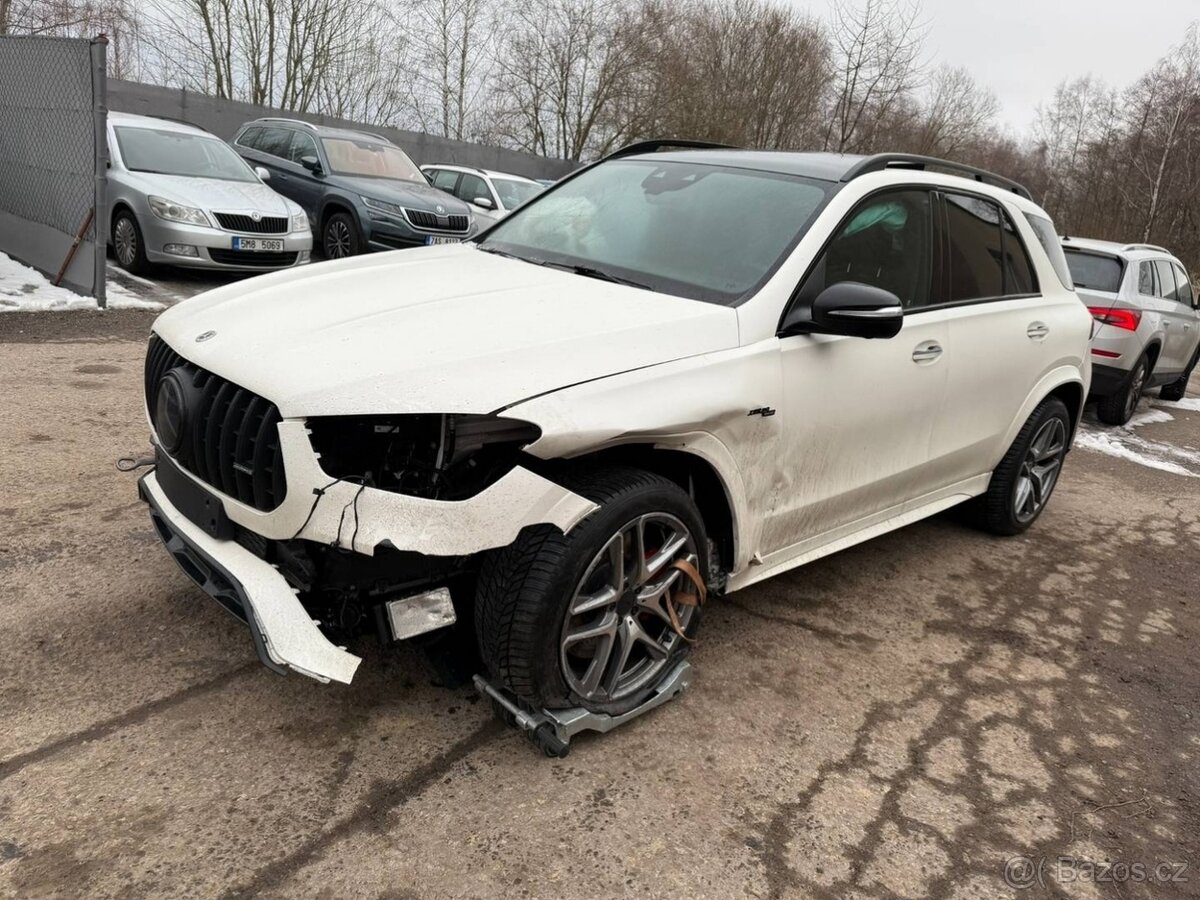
xmin=322 ymin=138 xmax=423 ymax=181
xmin=478 ymin=159 xmax=831 ymax=304
xmin=1064 ymin=249 xmax=1124 ymax=293
xmin=493 ymin=178 xmax=542 ymax=209
xmin=115 ymin=126 xmax=256 ymax=182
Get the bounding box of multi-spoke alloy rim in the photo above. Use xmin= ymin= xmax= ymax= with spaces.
xmin=114 ymin=217 xmax=136 ymax=266
xmin=1125 ymin=364 xmax=1146 ymax=419
xmin=325 ymin=220 xmax=352 ymax=258
xmin=560 ymin=513 xmax=697 ymax=704
xmin=1013 ymin=417 xmax=1066 ymax=523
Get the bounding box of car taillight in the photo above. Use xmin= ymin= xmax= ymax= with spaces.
xmin=1087 ymin=306 xmax=1141 ymax=331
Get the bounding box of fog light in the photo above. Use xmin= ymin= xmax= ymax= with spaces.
xmin=163 ymin=243 xmax=199 ymax=258
xmin=298 ymin=250 xmax=311 ymax=263
xmin=385 ymin=587 xmax=456 ymax=640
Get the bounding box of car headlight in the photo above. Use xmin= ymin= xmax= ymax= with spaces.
xmin=147 ymin=196 xmax=210 ymax=227
xmin=307 ymin=414 xmax=541 ymax=500
xmin=292 ymin=211 xmax=309 ymax=232
xmin=361 ymin=195 xmax=404 ymax=217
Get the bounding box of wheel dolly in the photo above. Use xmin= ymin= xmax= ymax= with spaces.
xmin=473 ymin=660 xmax=693 ymax=757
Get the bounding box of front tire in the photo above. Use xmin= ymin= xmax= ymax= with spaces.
xmin=475 ymin=467 xmax=708 ymax=715
xmin=1097 ymin=355 xmax=1148 ymax=426
xmin=112 ymin=209 xmax=150 ymax=274
xmin=1159 ymin=346 xmax=1199 ymax=402
xmin=976 ymin=396 xmax=1071 ymax=536
xmin=322 ymin=211 xmax=362 ymax=259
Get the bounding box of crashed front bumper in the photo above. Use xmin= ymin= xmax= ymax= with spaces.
xmin=138 ymin=426 xmax=597 ymax=684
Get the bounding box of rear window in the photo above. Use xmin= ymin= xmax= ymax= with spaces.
xmin=1063 ymin=249 xmax=1123 ymax=293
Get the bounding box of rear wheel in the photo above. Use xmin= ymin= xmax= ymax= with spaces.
xmin=976 ymin=396 xmax=1070 ymax=536
xmin=1159 ymin=347 xmax=1199 ymax=402
xmin=112 ymin=209 xmax=150 ymax=274
xmin=475 ymin=467 xmax=708 ymax=715
xmin=1096 ymin=355 xmax=1148 ymax=426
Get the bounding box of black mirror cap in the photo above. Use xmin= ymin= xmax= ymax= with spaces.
xmin=780 ymin=282 xmax=904 ymax=340
xmin=300 ymin=155 xmax=322 ymax=173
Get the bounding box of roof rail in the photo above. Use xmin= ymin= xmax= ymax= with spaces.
xmin=1121 ymin=243 xmax=1170 ymax=254
xmin=841 ymin=153 xmax=1033 ymax=201
xmin=605 ymin=139 xmax=739 ymax=160
xmin=251 ymin=116 xmax=319 ymax=132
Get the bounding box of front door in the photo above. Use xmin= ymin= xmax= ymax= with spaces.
xmin=763 ymin=188 xmax=950 ymax=557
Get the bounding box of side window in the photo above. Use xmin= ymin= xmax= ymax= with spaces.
xmin=255 ymin=127 xmax=292 ymax=159
xmin=945 ymin=193 xmax=1004 ymax=302
xmin=457 ymin=173 xmax=490 ymax=204
xmin=236 ymin=126 xmax=263 ymax=150
xmin=1138 ymin=261 xmax=1155 ymax=296
xmin=1154 ymin=260 xmax=1179 ymax=301
xmin=801 ymin=189 xmax=934 ymax=310
xmin=1000 ymin=210 xmax=1035 ymax=294
xmin=1173 ymin=263 xmax=1195 ymax=307
xmin=1022 ymin=212 xmax=1073 ymax=290
xmin=432 ymin=169 xmax=459 ymax=192
xmin=287 ymin=130 xmax=318 ymax=164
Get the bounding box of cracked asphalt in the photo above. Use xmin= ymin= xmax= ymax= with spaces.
xmin=2 ymin=310 xmax=1198 ymax=899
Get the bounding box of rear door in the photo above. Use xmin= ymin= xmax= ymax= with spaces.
xmin=1172 ymin=263 xmax=1200 ymax=366
xmin=1155 ymin=259 xmax=1190 ymax=372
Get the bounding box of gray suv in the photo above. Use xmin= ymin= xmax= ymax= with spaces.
xmin=232 ymin=118 xmax=474 ymax=258
xmin=1063 ymin=238 xmax=1200 ymax=425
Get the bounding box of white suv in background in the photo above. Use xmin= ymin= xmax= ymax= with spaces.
xmin=1062 ymin=238 xmax=1200 ymax=425
xmin=421 ymin=164 xmax=544 ymax=225
xmin=136 ymin=146 xmax=1090 ymax=721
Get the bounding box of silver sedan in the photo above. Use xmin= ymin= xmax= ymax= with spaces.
xmin=107 ymin=112 xmax=312 ymax=274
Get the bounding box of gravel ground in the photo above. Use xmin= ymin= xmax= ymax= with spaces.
xmin=2 ymin=311 xmax=1198 ymax=899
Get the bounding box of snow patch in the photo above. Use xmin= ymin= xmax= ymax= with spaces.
xmin=0 ymin=251 xmax=163 ymax=312
xmin=1126 ymin=408 xmax=1174 ymax=428
xmin=1157 ymin=397 xmax=1200 ymax=413
xmin=1074 ymin=429 xmax=1199 ymax=477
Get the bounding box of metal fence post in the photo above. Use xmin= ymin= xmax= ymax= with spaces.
xmin=91 ymin=35 xmax=108 ymax=309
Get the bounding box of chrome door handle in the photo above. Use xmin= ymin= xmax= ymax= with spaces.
xmin=1027 ymin=321 xmax=1050 ymax=341
xmin=912 ymin=341 xmax=943 ymax=363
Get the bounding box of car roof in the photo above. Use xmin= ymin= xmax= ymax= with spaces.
xmin=109 ymin=111 xmax=212 ymax=137
xmin=1061 ymin=236 xmax=1181 ymax=262
xmin=242 ymin=117 xmax=392 ymax=145
xmin=421 ymin=163 xmax=539 ymax=183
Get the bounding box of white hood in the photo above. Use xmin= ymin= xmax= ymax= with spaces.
xmin=152 ymin=245 xmax=739 ymax=418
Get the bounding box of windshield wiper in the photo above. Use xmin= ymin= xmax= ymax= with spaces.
xmin=538 ymin=261 xmax=651 ymax=290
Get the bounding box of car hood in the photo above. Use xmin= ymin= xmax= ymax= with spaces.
xmin=331 ymin=175 xmax=470 ymax=215
xmin=129 ymin=174 xmax=295 ymax=215
xmin=151 ymin=245 xmax=740 ymax=418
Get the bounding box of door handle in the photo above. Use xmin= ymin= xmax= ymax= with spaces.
xmin=1027 ymin=321 xmax=1050 ymax=341
xmin=912 ymin=341 xmax=943 ymax=364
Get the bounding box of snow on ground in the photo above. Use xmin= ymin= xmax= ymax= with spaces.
xmin=1159 ymin=396 xmax=1200 ymax=413
xmin=1076 ymin=399 xmax=1200 ymax=477
xmin=0 ymin=251 xmax=163 ymax=312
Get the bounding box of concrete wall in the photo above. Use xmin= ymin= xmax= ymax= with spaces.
xmin=107 ymin=79 xmax=576 ymax=182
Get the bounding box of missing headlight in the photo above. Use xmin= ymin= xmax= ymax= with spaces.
xmin=306 ymin=414 xmax=541 ymax=500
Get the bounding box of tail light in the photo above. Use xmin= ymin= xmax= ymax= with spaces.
xmin=1088 ymin=306 xmax=1141 ymax=331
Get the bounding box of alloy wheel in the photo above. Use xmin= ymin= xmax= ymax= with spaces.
xmin=559 ymin=513 xmax=697 ymax=704
xmin=1013 ymin=417 xmax=1067 ymax=523
xmin=114 ymin=217 xmax=137 ymax=267
xmin=324 ymin=219 xmax=352 ymax=258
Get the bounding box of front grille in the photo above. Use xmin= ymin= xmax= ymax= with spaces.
xmin=145 ymin=334 xmax=287 ymax=512
xmin=213 ymin=213 xmax=289 ymax=234
xmin=404 ymin=209 xmax=470 ymax=233
xmin=207 ymin=249 xmax=298 ymax=267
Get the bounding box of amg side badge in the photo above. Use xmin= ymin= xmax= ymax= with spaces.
xmin=747 ymin=407 xmax=776 ymax=417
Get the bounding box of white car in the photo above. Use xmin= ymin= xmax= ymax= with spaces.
xmin=420 ymin=164 xmax=544 ymax=225
xmin=137 ymin=145 xmax=1091 ymax=719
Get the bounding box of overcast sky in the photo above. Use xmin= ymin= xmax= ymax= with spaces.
xmin=793 ymin=0 xmax=1199 ymax=132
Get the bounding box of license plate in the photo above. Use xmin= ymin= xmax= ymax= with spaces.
xmin=232 ymin=237 xmax=284 ymax=252
xmin=425 ymin=235 xmax=461 ymax=245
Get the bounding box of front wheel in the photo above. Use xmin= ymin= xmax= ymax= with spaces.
xmin=322 ymin=212 xmax=362 ymax=259
xmin=112 ymin=209 xmax=150 ymax=274
xmin=475 ymin=467 xmax=708 ymax=716
xmin=975 ymin=396 xmax=1071 ymax=536
xmin=1159 ymin=346 xmax=1199 ymax=402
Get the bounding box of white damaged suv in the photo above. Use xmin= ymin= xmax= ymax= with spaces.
xmin=138 ymin=145 xmax=1091 ymax=714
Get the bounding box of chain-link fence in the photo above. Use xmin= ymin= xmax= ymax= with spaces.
xmin=0 ymin=35 xmax=107 ymax=305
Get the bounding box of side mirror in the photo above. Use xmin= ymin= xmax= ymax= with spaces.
xmin=300 ymin=155 xmax=323 ymax=174
xmin=254 ymin=166 xmax=271 ymax=182
xmin=780 ymin=282 xmax=904 ymax=339
xmin=472 ymin=196 xmax=495 ymax=210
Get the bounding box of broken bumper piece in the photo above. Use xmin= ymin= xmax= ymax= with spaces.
xmin=139 ymin=471 xmax=362 ymax=684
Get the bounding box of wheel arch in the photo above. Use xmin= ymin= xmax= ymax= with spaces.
xmin=318 ymin=198 xmax=358 ymax=235
xmin=997 ymin=367 xmax=1088 ymax=463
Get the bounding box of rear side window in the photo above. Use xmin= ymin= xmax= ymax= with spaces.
xmin=1063 ymin=250 xmax=1123 ymax=293
xmin=1138 ymin=261 xmax=1155 ymax=295
xmin=1024 ymin=213 xmax=1074 ymax=290
xmin=1154 ymin=261 xmax=1179 ymax=301
xmin=1173 ymin=263 xmax=1195 ymax=307
xmin=946 ymin=194 xmax=1003 ymax=301
xmin=1000 ymin=212 xmax=1035 ymax=294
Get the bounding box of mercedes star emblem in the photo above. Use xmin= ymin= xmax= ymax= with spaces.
xmin=195 ymin=330 xmax=216 ymax=343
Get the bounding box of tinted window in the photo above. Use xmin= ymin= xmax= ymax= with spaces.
xmin=1138 ymin=261 xmax=1155 ymax=295
xmin=480 ymin=159 xmax=832 ymax=305
xmin=236 ymin=126 xmax=263 ymax=150
xmin=1063 ymin=250 xmax=1123 ymax=293
xmin=1154 ymin=261 xmax=1179 ymax=301
xmin=288 ymin=131 xmax=318 ymax=164
xmin=1000 ymin=211 xmax=1035 ymax=294
xmin=457 ymin=173 xmax=490 ymax=204
xmin=806 ymin=190 xmax=933 ymax=310
xmin=946 ymin=194 xmax=1004 ymax=302
xmin=431 ymin=169 xmax=458 ymax=191
xmin=256 ymin=127 xmax=293 ymax=159
xmin=1025 ymin=213 xmax=1073 ymax=290
xmin=1173 ymin=263 xmax=1195 ymax=307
